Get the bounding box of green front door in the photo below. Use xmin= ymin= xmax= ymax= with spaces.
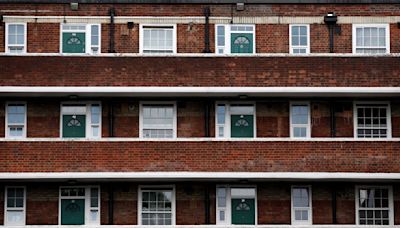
xmin=231 ymin=115 xmax=254 ymax=138
xmin=231 ymin=33 xmax=253 ymax=53
xmin=62 ymin=115 xmax=86 ymax=138
xmin=231 ymin=198 xmax=255 ymax=225
xmin=61 ymin=199 xmax=85 ymax=225
xmin=62 ymin=32 xmax=86 ymax=53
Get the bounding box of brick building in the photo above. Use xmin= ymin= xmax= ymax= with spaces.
xmin=0 ymin=0 xmax=400 ymax=226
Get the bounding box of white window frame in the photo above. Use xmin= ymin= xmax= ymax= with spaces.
xmin=353 ymin=101 xmax=391 ymax=139
xmin=215 ymin=24 xmax=256 ymax=54
xmin=289 ymin=24 xmax=310 ymax=54
xmin=291 ymin=185 xmax=312 ymax=225
xmin=355 ymin=185 xmax=394 ymax=226
xmin=5 ymin=23 xmax=27 ymax=54
xmin=138 ymin=185 xmax=176 ymax=225
xmin=139 ymin=24 xmax=177 ymax=54
xmin=60 ymin=23 xmax=101 ymax=54
xmin=215 ymin=102 xmax=257 ymax=138
xmin=59 ymin=102 xmax=102 ymax=139
xmin=290 ymin=101 xmax=311 ymax=138
xmin=352 ymin=24 xmax=390 ymax=54
xmin=139 ymin=101 xmax=177 ymax=139
xmin=58 ymin=186 xmax=100 ymax=226
xmin=5 ymin=102 xmax=27 ymax=139
xmin=4 ymin=186 xmax=26 ymax=226
xmin=216 ymin=185 xmax=257 ymax=225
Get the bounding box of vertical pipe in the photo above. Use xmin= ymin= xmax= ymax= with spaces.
xmin=329 ymin=25 xmax=334 ymax=53
xmin=204 ymin=101 xmax=210 ymax=137
xmin=332 ymin=186 xmax=337 ymax=224
xmin=203 ymin=7 xmax=211 ymax=53
xmin=108 ymin=186 xmax=114 ymax=225
xmin=204 ymin=184 xmax=210 ymax=224
xmin=108 ymin=8 xmax=116 ymax=53
xmin=330 ymin=102 xmax=336 ymax=137
xmin=108 ymin=102 xmax=114 ymax=137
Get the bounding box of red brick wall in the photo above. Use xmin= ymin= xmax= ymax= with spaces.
xmin=256 ymin=101 xmax=289 ymax=137
xmin=1 ymin=141 xmax=400 ymax=172
xmin=311 ymin=102 xmax=331 ymax=137
xmin=258 ymin=183 xmax=291 ymax=224
xmin=177 ymin=24 xmax=215 ymax=53
xmin=392 ymin=102 xmax=400 ymax=138
xmin=335 ymin=102 xmax=354 ymax=137
xmin=2 ymin=4 xmax=400 ymax=17
xmin=27 ymin=101 xmax=60 ymax=137
xmin=26 ymin=183 xmax=58 ymax=225
xmin=102 ymin=102 xmax=139 ymax=138
xmin=2 ymin=56 xmax=400 ymax=87
xmin=101 ymin=184 xmax=138 ymax=225
xmin=27 ymin=23 xmax=59 ymax=53
xmin=0 ymin=185 xmax=3 ymax=225
xmin=310 ymin=24 xmax=352 ymax=53
xmin=256 ymin=24 xmax=289 ymax=53
xmin=102 ymin=24 xmax=139 ymax=53
xmin=0 ymin=23 xmax=4 ymax=53
xmin=178 ymin=101 xmax=207 ymax=137
xmin=0 ymin=101 xmax=5 ymax=138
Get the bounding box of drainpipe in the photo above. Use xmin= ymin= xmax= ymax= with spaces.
xmin=330 ymin=102 xmax=336 ymax=137
xmin=204 ymin=184 xmax=210 ymax=224
xmin=204 ymin=101 xmax=210 ymax=137
xmin=108 ymin=102 xmax=114 ymax=137
xmin=108 ymin=186 xmax=114 ymax=224
xmin=108 ymin=8 xmax=116 ymax=53
xmin=203 ymin=7 xmax=211 ymax=53
xmin=324 ymin=12 xmax=337 ymax=53
xmin=332 ymin=186 xmax=337 ymax=224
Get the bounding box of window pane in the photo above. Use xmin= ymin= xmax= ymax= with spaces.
xmin=293 ymin=188 xmax=309 ymax=207
xmin=141 ymin=189 xmax=173 ymax=225
xmin=143 ymin=27 xmax=174 ymax=53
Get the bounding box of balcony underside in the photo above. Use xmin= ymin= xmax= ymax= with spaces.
xmin=1 ymin=141 xmax=399 ymax=174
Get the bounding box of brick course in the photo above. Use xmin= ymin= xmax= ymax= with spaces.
xmin=1 ymin=56 xmax=400 ymax=87
xmin=1 ymin=141 xmax=399 ymax=172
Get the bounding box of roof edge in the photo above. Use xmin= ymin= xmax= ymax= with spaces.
xmin=0 ymin=0 xmax=398 ymax=4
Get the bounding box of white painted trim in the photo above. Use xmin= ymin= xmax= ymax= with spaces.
xmin=0 ymin=87 xmax=399 ymax=96
xmin=290 ymin=101 xmax=311 ymax=138
xmin=289 ymin=24 xmax=310 ymax=54
xmin=60 ymin=23 xmax=102 ymax=54
xmin=139 ymin=101 xmax=177 ymax=139
xmin=5 ymin=23 xmax=27 ymax=54
xmin=60 ymin=102 xmax=102 ymax=139
xmin=58 ymin=186 xmax=101 ymax=225
xmin=291 ymin=185 xmax=312 ymax=225
xmin=353 ymin=101 xmax=392 ymax=139
xmin=216 ymin=185 xmax=257 ymax=225
xmin=0 ymin=225 xmax=399 ymax=228
xmin=1 ymin=137 xmax=400 ymax=142
xmin=5 ymin=102 xmax=27 ymax=139
xmin=5 ymin=15 xmax=400 ymax=25
xmin=0 ymin=52 xmax=399 ymax=57
xmin=2 ymin=172 xmax=400 ymax=181
xmin=138 ymin=185 xmax=176 ymax=225
xmin=214 ymin=24 xmax=256 ymax=54
xmin=215 ymin=101 xmax=256 ymax=138
xmin=4 ymin=186 xmax=26 ymax=226
xmin=139 ymin=24 xmax=177 ymax=54
xmin=352 ymin=24 xmax=390 ymax=54
xmin=355 ymin=185 xmax=394 ymax=225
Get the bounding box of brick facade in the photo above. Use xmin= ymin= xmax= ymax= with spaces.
xmin=1 ymin=56 xmax=399 ymax=87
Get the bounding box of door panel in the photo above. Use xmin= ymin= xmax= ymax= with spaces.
xmin=62 ymin=115 xmax=86 ymax=138
xmin=62 ymin=32 xmax=86 ymax=53
xmin=231 ymin=115 xmax=254 ymax=138
xmin=231 ymin=198 xmax=255 ymax=225
xmin=231 ymin=33 xmax=253 ymax=54
xmin=61 ymin=199 xmax=85 ymax=225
